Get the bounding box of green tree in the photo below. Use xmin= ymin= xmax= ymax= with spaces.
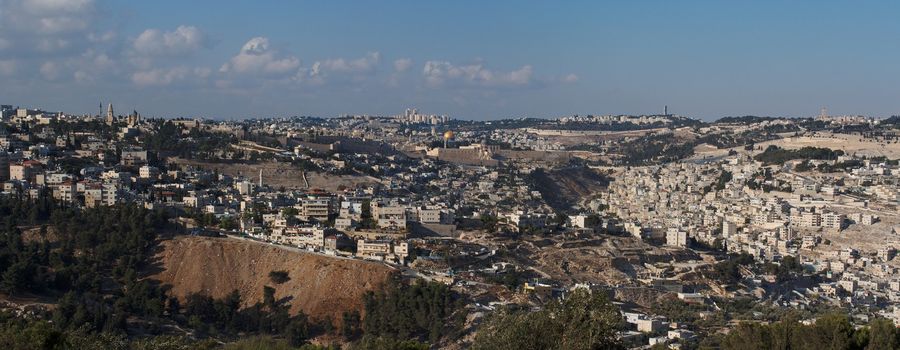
xmin=472 ymin=289 xmax=623 ymax=350
xmin=285 ymin=317 xmax=310 ymax=347
xmin=362 ymin=280 xmax=457 ymax=343
xmin=805 ymin=313 xmax=853 ymax=350
xmin=480 ymin=214 xmax=498 ymax=232
xmin=1 ymin=261 xmax=31 ymax=294
xmin=263 ymin=286 xmax=277 ymax=310
xmin=219 ymin=216 xmax=237 ymax=231
xmin=349 ymin=336 xmax=429 ymax=350
xmin=723 ymin=323 xmax=773 ymax=350
xmin=360 ymin=201 xmax=375 ymax=229
xmin=281 ymin=207 xmax=299 ymax=217
xmin=866 ymin=318 xmax=899 ymax=350
xmin=343 ymin=310 xmax=362 ymax=339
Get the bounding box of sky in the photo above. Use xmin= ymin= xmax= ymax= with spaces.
xmin=1 ymin=0 xmax=900 ymax=120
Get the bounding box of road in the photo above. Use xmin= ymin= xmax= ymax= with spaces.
xmin=221 ymin=231 xmax=510 ymax=286
xmin=222 ymin=233 xmax=365 ymax=263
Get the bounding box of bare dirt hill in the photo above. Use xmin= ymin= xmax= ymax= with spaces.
xmin=148 ymin=236 xmax=394 ymax=322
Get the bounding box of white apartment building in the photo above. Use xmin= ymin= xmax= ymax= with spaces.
xmin=666 ymin=228 xmax=689 ymax=248
xmin=374 ymin=202 xmax=407 ymax=228
xmin=821 ymin=212 xmax=845 ymax=231
xmin=139 ymin=165 xmax=159 ymax=179
xmin=301 ymin=198 xmax=333 ymax=221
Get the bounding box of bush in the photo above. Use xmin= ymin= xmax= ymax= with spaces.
xmin=268 ymin=270 xmax=291 ymax=284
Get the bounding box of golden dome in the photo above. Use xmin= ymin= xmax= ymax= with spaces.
xmin=443 ymin=130 xmax=454 ymax=140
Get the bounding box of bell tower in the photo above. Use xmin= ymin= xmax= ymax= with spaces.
xmin=106 ymin=103 xmax=114 ymax=125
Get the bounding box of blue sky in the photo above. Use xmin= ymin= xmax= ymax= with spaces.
xmin=1 ymin=0 xmax=899 ymax=120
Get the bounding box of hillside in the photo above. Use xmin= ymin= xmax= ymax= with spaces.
xmin=169 ymin=158 xmax=380 ymax=191
xmin=529 ymin=166 xmax=610 ymax=211
xmin=148 ymin=236 xmax=394 ymax=322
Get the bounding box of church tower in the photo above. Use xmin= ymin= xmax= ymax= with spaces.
xmin=127 ymin=109 xmax=140 ymax=126
xmin=106 ymin=103 xmax=114 ymax=125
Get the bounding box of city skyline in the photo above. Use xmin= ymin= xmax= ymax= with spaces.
xmin=2 ymin=1 xmax=900 ymax=120
xmin=3 ymin=2 xmax=900 ymax=346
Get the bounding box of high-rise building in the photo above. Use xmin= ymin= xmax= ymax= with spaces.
xmin=395 ymin=108 xmax=450 ymax=125
xmin=722 ymin=221 xmax=737 ymax=236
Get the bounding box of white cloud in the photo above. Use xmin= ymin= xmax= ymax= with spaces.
xmin=422 ymin=60 xmax=535 ymax=88
xmin=131 ymin=66 xmax=213 ymax=87
xmin=0 ymin=3 xmax=209 ymax=87
xmin=290 ymin=52 xmax=385 ymax=87
xmin=220 ymin=37 xmax=300 ymax=76
xmin=88 ymin=31 xmax=116 ymax=43
xmin=0 ymin=0 xmax=100 ymax=58
xmin=193 ymin=67 xmax=212 ymax=79
xmin=133 ymin=25 xmax=207 ymax=56
xmin=505 ymin=65 xmax=533 ymax=85
xmin=40 ymin=61 xmax=60 ymax=80
xmin=295 ymin=52 xmax=381 ymax=86
xmin=0 ymin=0 xmax=572 ymax=106
xmin=73 ymin=70 xmax=89 ymax=82
xmin=90 ymin=52 xmax=114 ymax=70
xmin=0 ymin=60 xmax=17 ymax=76
xmin=11 ymin=0 xmax=96 ymax=34
xmin=22 ymin=0 xmax=93 ymax=13
xmin=69 ymin=49 xmax=122 ymax=84
xmin=35 ymin=16 xmax=89 ymax=34
xmin=315 ymin=52 xmax=380 ymax=74
xmin=36 ymin=37 xmax=71 ymax=52
xmin=132 ymin=67 xmax=188 ymax=86
xmin=393 ymin=58 xmax=412 ymax=72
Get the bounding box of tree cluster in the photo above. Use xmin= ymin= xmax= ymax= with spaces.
xmin=722 ymin=314 xmax=899 ymax=350
xmin=181 ymin=288 xmax=311 ymax=346
xmin=472 ymin=289 xmax=624 ymax=350
xmin=708 ymin=253 xmax=755 ymax=285
xmin=361 ymin=280 xmax=460 ymax=344
xmin=0 ymin=194 xmax=322 ymax=346
xmin=754 ymin=145 xmax=844 ymax=165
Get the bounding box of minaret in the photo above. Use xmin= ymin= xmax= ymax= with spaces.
xmin=258 ymin=169 xmax=263 ymax=187
xmin=106 ymin=103 xmax=114 ymax=125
